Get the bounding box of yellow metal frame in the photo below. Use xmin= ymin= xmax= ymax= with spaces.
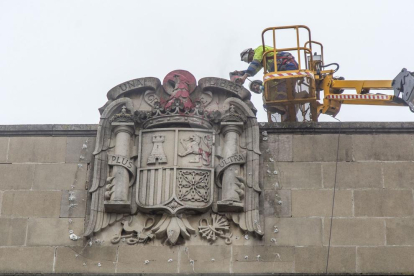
xmin=263 ymin=69 xmax=317 ymax=104
xmin=263 ymin=69 xmax=314 ymax=81
xmin=331 ymin=80 xmax=393 ymax=93
xmin=304 ymin=40 xmax=324 ymax=68
xmin=261 ymin=25 xmax=319 ymax=122
xmin=261 ymin=25 xmax=312 ymax=73
xmin=261 ymin=25 xmax=408 ymax=122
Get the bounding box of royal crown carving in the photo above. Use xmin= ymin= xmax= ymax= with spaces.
xmin=85 ymin=70 xmax=263 ymax=245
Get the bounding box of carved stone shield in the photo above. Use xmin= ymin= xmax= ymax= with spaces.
xmin=85 ymin=70 xmax=264 ymax=246
xmin=136 ymin=128 xmax=215 ymax=215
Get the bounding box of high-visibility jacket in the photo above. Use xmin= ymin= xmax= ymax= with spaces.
xmin=242 ymin=46 xmax=274 ymax=77
xmin=243 ymin=46 xmax=298 ymax=76
xmin=252 ymin=45 xmax=275 ymax=63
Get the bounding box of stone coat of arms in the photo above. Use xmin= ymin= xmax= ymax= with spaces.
xmin=84 ymin=70 xmax=263 ymax=245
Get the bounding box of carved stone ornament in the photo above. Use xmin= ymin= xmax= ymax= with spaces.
xmin=198 ymin=213 xmax=233 ymax=244
xmin=85 ymin=70 xmax=264 ymax=246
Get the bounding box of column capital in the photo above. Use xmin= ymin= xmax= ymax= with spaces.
xmin=220 ymin=122 xmax=244 ymax=136
xmin=112 ymin=123 xmax=134 ymax=136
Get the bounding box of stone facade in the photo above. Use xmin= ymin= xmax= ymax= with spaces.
xmin=1 ymin=122 xmax=414 ymax=274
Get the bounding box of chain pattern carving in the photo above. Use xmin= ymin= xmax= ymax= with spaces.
xmin=177 ymin=170 xmax=210 ymax=202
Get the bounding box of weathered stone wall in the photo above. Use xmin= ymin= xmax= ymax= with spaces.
xmin=1 ymin=123 xmax=414 ymax=274
xmin=260 ymin=122 xmax=414 ymax=274
xmin=0 ymin=125 xmax=96 ymax=273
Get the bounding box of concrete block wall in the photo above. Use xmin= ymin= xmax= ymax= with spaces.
xmin=260 ymin=122 xmax=414 ymax=274
xmin=0 ymin=123 xmax=414 ymax=274
xmin=0 ymin=125 xmax=95 ymax=273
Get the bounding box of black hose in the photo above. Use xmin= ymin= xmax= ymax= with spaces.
xmin=321 ymin=63 xmax=340 ymax=73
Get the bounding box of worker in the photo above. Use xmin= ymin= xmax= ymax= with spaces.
xmin=249 ymin=80 xmax=264 ymax=94
xmin=249 ymin=79 xmax=288 ymax=116
xmin=235 ymin=46 xmax=298 ymax=85
xmin=249 ymin=79 xmax=309 ymax=99
xmin=235 ymin=46 xmax=301 ymax=120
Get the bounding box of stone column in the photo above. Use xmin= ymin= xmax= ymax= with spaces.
xmin=111 ymin=124 xmax=134 ymax=201
xmin=105 ymin=121 xmax=134 ymax=213
xmin=217 ymin=122 xmax=244 ymax=212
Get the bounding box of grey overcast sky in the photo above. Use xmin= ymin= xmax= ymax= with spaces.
xmin=1 ymin=0 xmax=414 ymax=124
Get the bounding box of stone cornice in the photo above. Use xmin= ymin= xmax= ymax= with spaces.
xmin=0 ymin=124 xmax=98 ymax=137
xmin=260 ymin=122 xmax=414 ymax=134
xmin=0 ymin=122 xmax=414 ymax=136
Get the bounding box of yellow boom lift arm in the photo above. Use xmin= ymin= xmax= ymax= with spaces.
xmin=260 ymin=25 xmax=414 ymax=122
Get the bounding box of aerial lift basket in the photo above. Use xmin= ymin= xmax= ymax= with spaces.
xmin=260 ymin=25 xmax=414 ymax=122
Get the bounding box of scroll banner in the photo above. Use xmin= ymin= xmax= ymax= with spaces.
xmin=215 ymin=153 xmax=246 ymax=187
xmin=108 ymin=154 xmax=136 ymax=176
